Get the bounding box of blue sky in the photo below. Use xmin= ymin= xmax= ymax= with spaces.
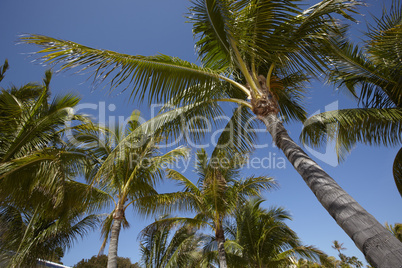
xmin=0 ymin=0 xmax=400 ymax=266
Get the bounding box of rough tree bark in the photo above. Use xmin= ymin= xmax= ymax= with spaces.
xmin=215 ymin=224 xmax=228 ymax=268
xmin=107 ymin=205 xmax=124 ymax=268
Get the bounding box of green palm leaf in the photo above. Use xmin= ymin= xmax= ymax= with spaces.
xmin=0 ymin=148 xmax=61 ymax=179
xmin=367 ymin=0 xmax=402 ymax=69
xmin=21 ymin=34 xmax=228 ymax=104
xmin=327 ymin=39 xmax=400 ymax=108
xmin=0 ymin=60 xmax=9 ymax=82
xmin=301 ymin=108 xmax=402 ymax=161
xmin=189 ymin=0 xmax=235 ymax=70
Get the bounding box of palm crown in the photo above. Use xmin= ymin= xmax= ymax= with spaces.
xmin=71 ymin=110 xmax=189 ymax=268
xmin=225 ymin=198 xmax=323 ymax=267
xmin=21 ymin=0 xmax=358 ymax=124
xmin=0 ymin=65 xmax=102 ymax=267
xmin=140 ymin=147 xmax=276 ymax=268
xmin=139 ymin=216 xmax=205 ymax=268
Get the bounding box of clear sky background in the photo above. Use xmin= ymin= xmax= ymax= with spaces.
xmin=0 ymin=0 xmax=401 ymax=267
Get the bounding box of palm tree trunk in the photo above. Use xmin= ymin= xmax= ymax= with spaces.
xmin=216 ymin=225 xmax=227 ymax=268
xmin=260 ymin=113 xmax=402 ymax=268
xmin=107 ymin=206 xmax=124 ymax=268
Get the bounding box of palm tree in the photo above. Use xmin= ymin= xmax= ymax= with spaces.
xmin=0 ymin=184 xmax=101 ymax=267
xmin=0 ymin=67 xmax=82 ymax=182
xmin=225 ymin=198 xmax=323 ymax=267
xmin=139 ymin=216 xmax=204 ymax=268
xmin=141 ymin=147 xmax=276 ymax=268
xmin=0 ymin=65 xmax=104 ymax=267
xmin=330 ymin=241 xmax=364 ymax=268
xmin=71 ymin=111 xmax=189 ymax=268
xmin=301 ymin=0 xmax=402 ymax=197
xmin=137 ymin=106 xmax=263 ymax=268
xmin=21 ymin=0 xmax=402 ymax=265
xmin=332 ymin=240 xmax=347 ymax=255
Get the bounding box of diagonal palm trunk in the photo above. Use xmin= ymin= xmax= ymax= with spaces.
xmin=107 ymin=205 xmax=124 ymax=268
xmin=260 ymin=113 xmax=402 ymax=267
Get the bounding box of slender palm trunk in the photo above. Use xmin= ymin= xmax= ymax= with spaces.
xmin=216 ymin=224 xmax=227 ymax=268
xmin=107 ymin=205 xmax=124 ymax=268
xmin=260 ymin=113 xmax=402 ymax=267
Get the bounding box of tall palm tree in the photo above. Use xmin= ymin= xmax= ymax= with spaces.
xmin=301 ymin=0 xmax=402 ymax=197
xmin=138 ymin=106 xmax=263 ymax=268
xmin=21 ymin=0 xmax=402 ymax=265
xmin=332 ymin=240 xmax=347 ymax=255
xmin=139 ymin=216 xmax=205 ymax=268
xmin=141 ymin=147 xmax=276 ymax=268
xmin=225 ymin=198 xmax=323 ymax=268
xmin=71 ymin=111 xmax=189 ymax=268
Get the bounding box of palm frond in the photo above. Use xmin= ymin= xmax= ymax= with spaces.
xmin=234 ymin=0 xmax=300 ymax=61
xmin=135 ymin=191 xmax=200 ymax=217
xmin=167 ymin=169 xmax=201 ymax=196
xmin=0 ymin=59 xmax=9 ymax=82
xmin=209 ymin=105 xmax=258 ymax=159
xmin=139 ymin=217 xmax=210 ymax=238
xmin=301 ymin=108 xmax=402 ymax=161
xmin=188 ymin=0 xmax=235 ymax=70
xmin=232 ymin=176 xmax=277 ymax=202
xmin=244 ymin=0 xmax=360 ymax=76
xmin=273 ymin=71 xmax=308 ymax=122
xmin=149 ymin=146 xmax=190 ymax=178
xmin=0 ymin=86 xmax=81 ymax=164
xmin=327 ymin=38 xmax=400 ymax=108
xmin=275 ymin=245 xmax=323 ymax=265
xmin=1 ymin=201 xmax=101 ymax=267
xmin=284 ymin=0 xmax=359 ymax=74
xmin=367 ymin=0 xmax=402 ymax=69
xmin=0 ymin=149 xmax=67 ymax=180
xmin=21 ymin=34 xmax=226 ymax=104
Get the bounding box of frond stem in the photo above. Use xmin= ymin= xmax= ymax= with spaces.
xmin=124 ymin=198 xmax=139 ymax=210
xmin=266 ymin=63 xmax=275 ymax=92
xmin=215 ymin=98 xmax=252 ymax=109
xmin=219 ymin=75 xmax=251 ymax=97
xmin=229 ymin=37 xmax=260 ymax=98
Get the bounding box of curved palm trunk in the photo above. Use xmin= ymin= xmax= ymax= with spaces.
xmin=107 ymin=206 xmax=124 ymax=268
xmin=216 ymin=224 xmax=227 ymax=268
xmin=260 ymin=113 xmax=402 ymax=267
